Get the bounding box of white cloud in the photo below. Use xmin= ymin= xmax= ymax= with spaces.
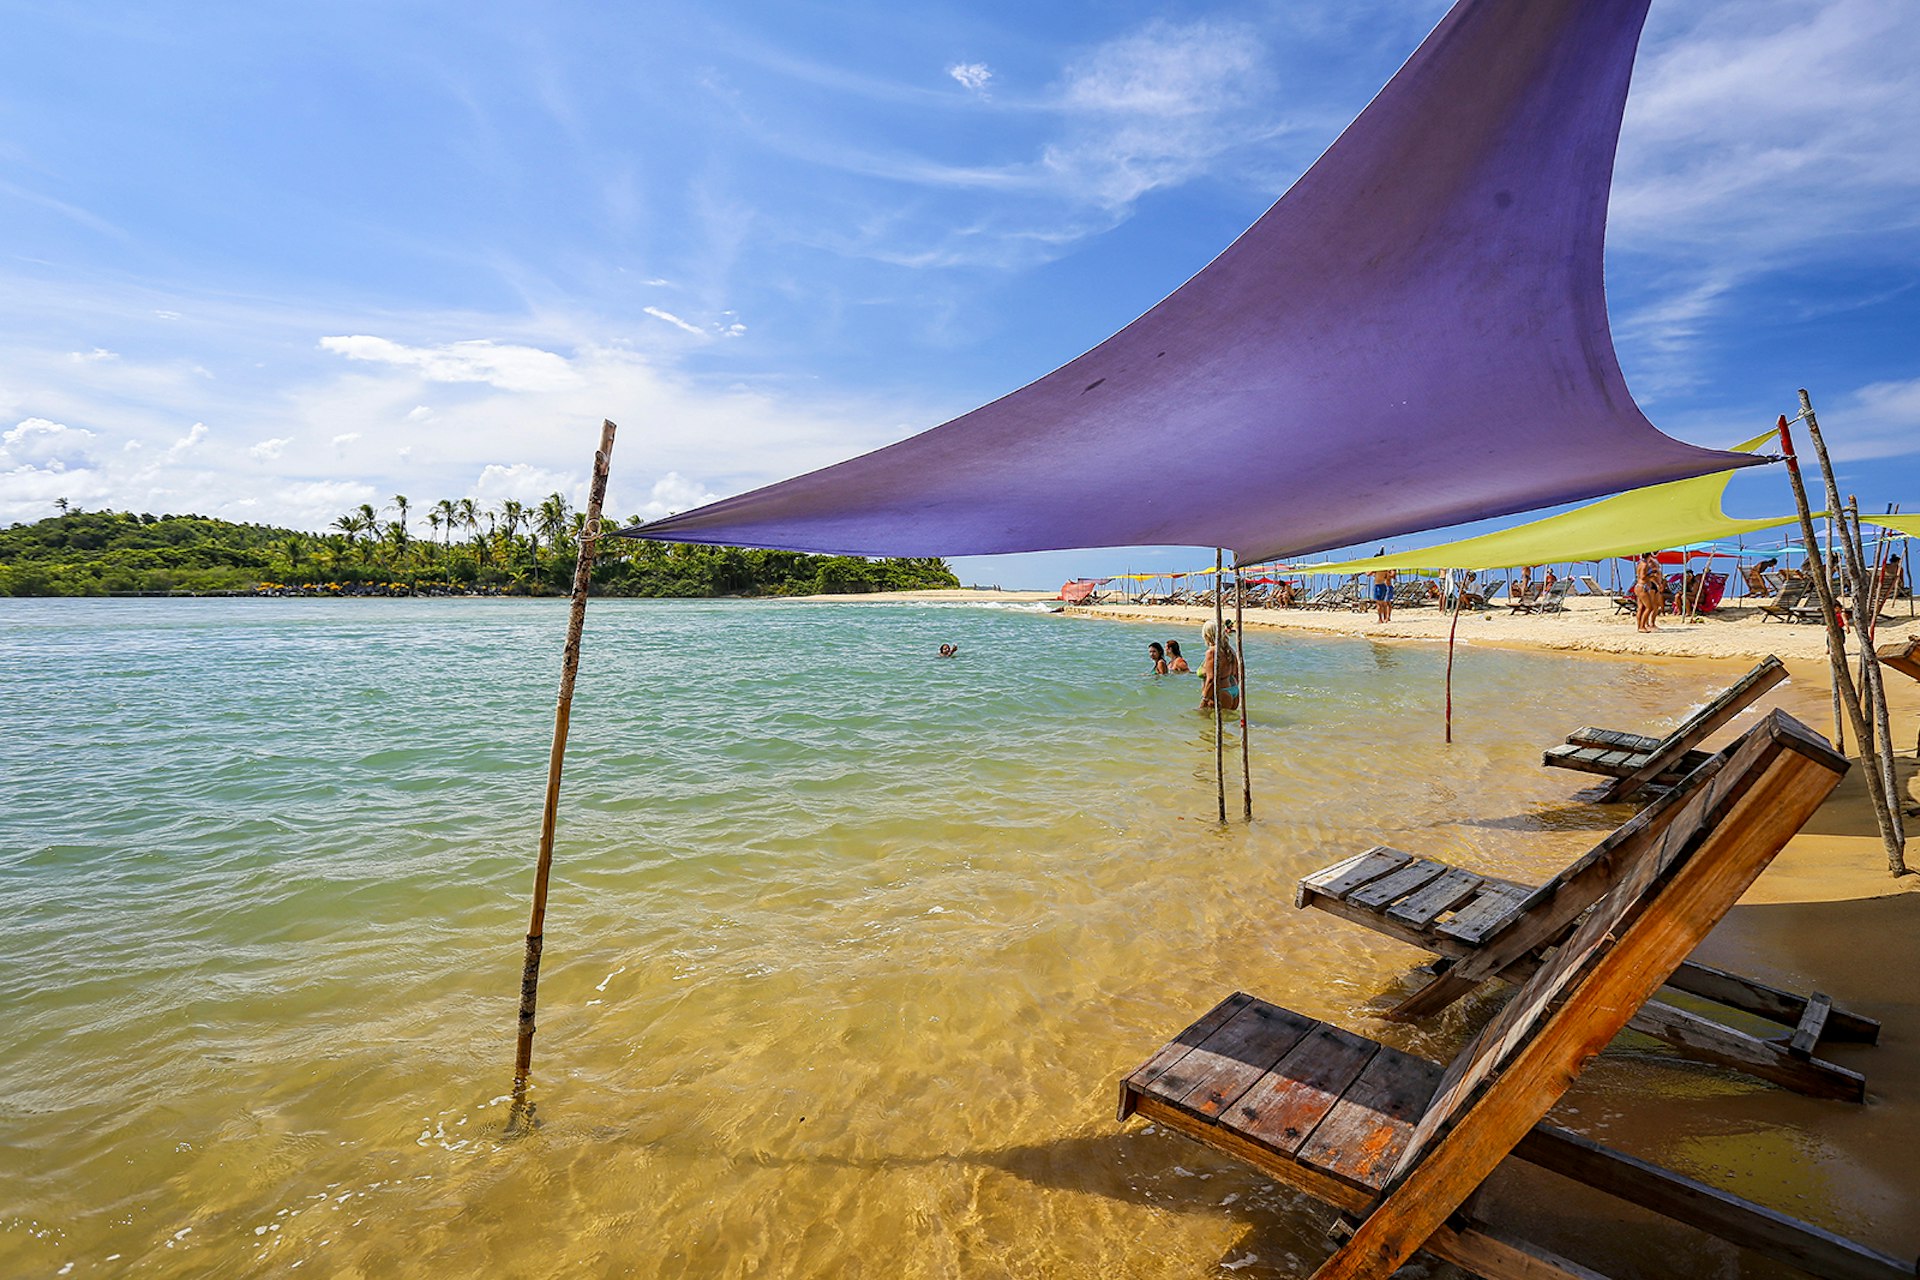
xmin=165 ymin=422 xmax=208 ymax=458
xmin=948 ymin=62 xmax=992 ymax=93
xmin=68 ymin=347 xmax=119 ymax=363
xmin=248 ymin=436 xmax=292 ymax=460
xmin=1826 ymin=377 xmax=1920 ymax=462
xmin=274 ymin=480 xmax=380 ymax=527
xmin=634 ymin=471 xmax=722 ymax=522
xmin=318 ymin=335 xmax=581 ymax=392
xmin=642 ymin=306 xmax=705 ymax=336
xmin=405 ymin=404 xmax=434 ymax=422
xmin=3 ymin=417 xmax=98 ymax=470
xmin=472 ymin=461 xmax=575 ymax=505
xmin=332 ymin=432 xmax=361 ymax=447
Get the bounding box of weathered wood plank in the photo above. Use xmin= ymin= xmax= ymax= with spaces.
xmin=1876 ymin=636 xmax=1920 ymax=685
xmin=1346 ymin=858 xmax=1448 ymax=911
xmin=1118 ymin=991 xmax=1251 ymax=1121
xmin=1433 ymin=883 xmax=1532 ymax=947
xmin=1385 ymin=868 xmax=1487 ymax=928
xmin=1148 ymin=1000 xmax=1318 ymax=1123
xmin=1314 ymin=716 xmax=1845 ymax=1280
xmin=1296 ymin=1045 xmax=1440 ymax=1191
xmin=1628 ymin=998 xmax=1864 ymax=1103
xmin=1231 ymin=1022 xmax=1379 ymax=1159
xmin=1296 ymin=847 xmax=1412 ymax=908
xmin=1565 ymin=726 xmax=1663 ymax=753
xmin=1790 ymin=991 xmax=1833 ymax=1061
xmin=1515 ymin=1123 xmax=1918 ymax=1280
xmin=1666 ymin=960 xmax=1879 ymax=1043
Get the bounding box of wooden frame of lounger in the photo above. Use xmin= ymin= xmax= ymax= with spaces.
xmin=1297 ymin=736 xmax=1876 ymax=1100
xmin=1543 ymin=655 xmax=1788 ymax=802
xmin=1879 ymin=636 xmax=1920 ymax=685
xmin=1120 ymin=711 xmax=1914 ymax=1278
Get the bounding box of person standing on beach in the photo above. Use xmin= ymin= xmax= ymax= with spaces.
xmin=1166 ymin=639 xmax=1191 ymax=673
xmin=1148 ymin=642 xmax=1169 ymax=675
xmin=1370 ymin=551 xmax=1395 ymax=623
xmin=1198 ymin=619 xmax=1240 ymax=712
xmin=1634 ymin=553 xmax=1665 ymax=632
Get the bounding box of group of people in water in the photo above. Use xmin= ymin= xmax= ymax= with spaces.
xmin=1149 ymin=620 xmax=1241 ymax=711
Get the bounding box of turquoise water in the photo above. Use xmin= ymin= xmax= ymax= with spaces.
xmin=0 ymin=597 xmax=1891 ymax=1276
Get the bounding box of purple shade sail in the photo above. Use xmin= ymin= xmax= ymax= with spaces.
xmin=624 ymin=0 xmax=1758 ymax=565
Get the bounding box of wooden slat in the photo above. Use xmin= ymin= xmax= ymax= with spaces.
xmin=1296 ymin=1045 xmax=1441 ymax=1191
xmin=1565 ymin=726 xmax=1663 ymax=753
xmin=1231 ymin=1023 xmax=1380 ymax=1159
xmin=1313 ymin=713 xmax=1846 ymax=1280
xmin=1148 ymin=1000 xmax=1317 ymax=1122
xmin=1385 ymin=868 xmax=1487 ymax=928
xmin=1790 ymin=992 xmax=1833 ymax=1061
xmin=1875 ymin=636 xmax=1920 ymax=684
xmin=1628 ymin=999 xmax=1864 ymax=1103
xmin=1666 ymin=961 xmax=1880 ymax=1043
xmin=1433 ymin=882 xmax=1531 ymax=946
xmin=1346 ymin=858 xmax=1448 ymax=911
xmin=1118 ymin=991 xmax=1252 ymax=1121
xmin=1515 ymin=1124 xmax=1918 ymax=1280
xmin=1296 ymin=847 xmax=1411 ymax=907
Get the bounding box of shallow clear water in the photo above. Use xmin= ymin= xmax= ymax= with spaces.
xmin=0 ymin=598 xmax=1893 ymax=1276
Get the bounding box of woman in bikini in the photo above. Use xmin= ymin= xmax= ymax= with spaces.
xmin=1165 ymin=639 xmax=1191 ymax=673
xmin=1198 ymin=619 xmax=1240 ymax=712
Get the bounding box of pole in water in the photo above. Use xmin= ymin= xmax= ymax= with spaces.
xmin=1443 ymin=568 xmax=1459 ymax=744
xmin=508 ymin=418 xmax=618 ymax=1134
xmin=1213 ymin=547 xmax=1226 ymax=824
xmin=1234 ymin=564 xmax=1252 ymax=821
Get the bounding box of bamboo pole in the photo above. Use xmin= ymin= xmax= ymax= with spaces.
xmin=1850 ymin=496 xmax=1906 ymax=854
xmin=1788 ymin=397 xmax=1906 ymax=874
xmin=507 ymin=418 xmax=617 ymax=1133
xmin=1443 ymin=571 xmax=1465 ymax=744
xmin=1213 ymin=547 xmax=1226 ymax=824
xmin=1234 ymin=565 xmax=1252 ymax=821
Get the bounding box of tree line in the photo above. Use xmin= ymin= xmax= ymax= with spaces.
xmin=0 ymin=497 xmax=959 ymax=597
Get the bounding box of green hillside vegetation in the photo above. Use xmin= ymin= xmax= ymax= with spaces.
xmin=0 ymin=500 xmax=959 ymax=598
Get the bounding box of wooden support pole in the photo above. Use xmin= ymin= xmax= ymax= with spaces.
xmin=1235 ymin=565 xmax=1252 ymax=821
xmin=1850 ymin=496 xmax=1906 ymax=854
xmin=508 ymin=418 xmax=617 ymax=1133
xmin=1790 ymin=395 xmax=1906 ymax=874
xmin=1213 ymin=547 xmax=1226 ymax=824
xmin=1443 ymin=573 xmax=1465 ymax=744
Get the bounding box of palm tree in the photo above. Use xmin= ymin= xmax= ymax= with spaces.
xmin=433 ymin=498 xmax=457 ymax=567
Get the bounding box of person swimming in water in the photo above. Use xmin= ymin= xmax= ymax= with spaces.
xmin=1198 ymin=619 xmax=1240 ymax=712
xmin=937 ymin=643 xmax=959 ymax=658
xmin=1165 ymin=639 xmax=1191 ymax=673
xmin=1148 ymin=641 xmax=1169 ymax=675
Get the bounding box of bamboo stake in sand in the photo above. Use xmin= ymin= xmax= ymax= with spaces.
xmin=1234 ymin=565 xmax=1251 ymax=821
xmin=1783 ymin=401 xmax=1906 ymax=874
xmin=1443 ymin=572 xmax=1466 ymax=744
xmin=508 ymin=418 xmax=617 ymax=1133
xmin=1213 ymin=547 xmax=1226 ymax=824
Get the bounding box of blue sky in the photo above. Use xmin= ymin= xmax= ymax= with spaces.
xmin=1 ymin=0 xmax=1916 ymax=587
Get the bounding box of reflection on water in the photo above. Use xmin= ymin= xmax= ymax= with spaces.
xmin=0 ymin=598 xmax=1884 ymax=1276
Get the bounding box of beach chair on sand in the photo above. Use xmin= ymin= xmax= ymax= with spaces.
xmin=1879 ymin=636 xmax=1920 ymax=685
xmin=1298 ymin=731 xmax=1877 ymax=1102
xmin=1509 ymin=581 xmax=1568 ymax=614
xmin=1120 ymin=713 xmax=1915 ymax=1279
xmin=1543 ymin=656 xmax=1788 ymax=802
xmin=1759 ymin=580 xmax=1821 ymax=623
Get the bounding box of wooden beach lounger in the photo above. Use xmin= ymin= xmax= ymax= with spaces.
xmin=1297 ymin=735 xmax=1877 ymax=1101
xmin=1879 ymin=636 xmax=1920 ymax=685
xmin=1120 ymin=712 xmax=1914 ymax=1278
xmin=1543 ymin=655 xmax=1787 ymax=802
xmin=1760 ymin=580 xmax=1821 ymax=623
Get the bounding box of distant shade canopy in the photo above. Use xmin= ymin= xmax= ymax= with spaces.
xmin=620 ymin=0 xmax=1759 ymax=566
xmin=1866 ymin=514 xmax=1920 ymax=540
xmin=1289 ymin=430 xmax=1792 ymax=574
